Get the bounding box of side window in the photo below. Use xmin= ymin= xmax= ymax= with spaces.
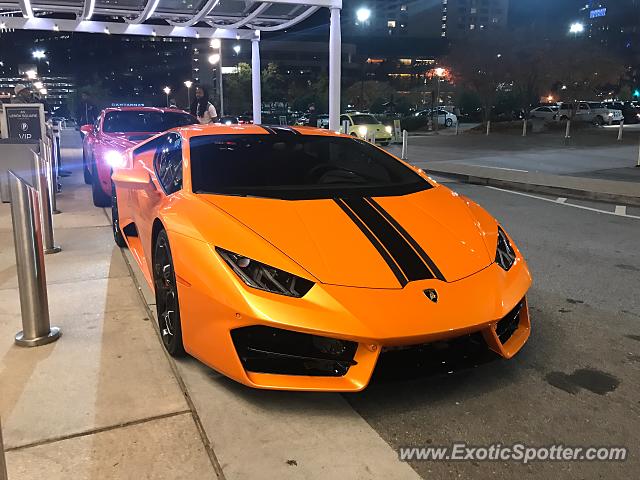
xmin=154 ymin=133 xmax=183 ymax=195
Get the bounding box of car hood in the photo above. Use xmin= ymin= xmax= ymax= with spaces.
xmin=202 ymin=186 xmax=495 ymax=289
xmin=101 ymin=132 xmax=156 ymax=150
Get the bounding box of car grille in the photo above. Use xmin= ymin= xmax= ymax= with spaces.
xmin=231 ymin=326 xmax=358 ymax=377
xmin=495 ymin=300 xmax=524 ymax=344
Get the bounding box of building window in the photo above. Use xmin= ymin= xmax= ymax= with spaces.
xmin=388 ymin=20 xmax=397 ymax=28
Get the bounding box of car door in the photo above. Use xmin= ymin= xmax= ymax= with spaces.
xmin=137 ymin=132 xmax=184 ymax=269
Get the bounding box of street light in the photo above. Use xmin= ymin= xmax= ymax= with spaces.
xmin=433 ymin=67 xmax=446 ymax=132
xmin=210 ymin=38 xmax=221 ymax=49
xmin=356 ymin=7 xmax=371 ymax=23
xmin=32 ymin=50 xmax=46 ymax=60
xmin=184 ymin=80 xmax=193 ymax=108
xmin=208 ymin=53 xmax=220 ymax=65
xmin=233 ymin=45 xmax=241 ymax=55
xmin=569 ymin=22 xmax=584 ymax=34
xmin=163 ymin=86 xmax=171 ymax=107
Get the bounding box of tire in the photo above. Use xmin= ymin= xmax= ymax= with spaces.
xmin=111 ymin=182 xmax=127 ymax=248
xmin=380 ymin=141 xmax=390 ymax=146
xmin=595 ymin=115 xmax=604 ymax=126
xmin=153 ymin=230 xmax=186 ymax=357
xmin=445 ymin=118 xmax=453 ymax=127
xmin=91 ymin=158 xmax=111 ymax=207
xmin=83 ymin=151 xmax=92 ymax=184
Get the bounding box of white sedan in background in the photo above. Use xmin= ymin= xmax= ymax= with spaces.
xmin=415 ymin=109 xmax=458 ymax=127
xmin=529 ymin=106 xmax=558 ymax=121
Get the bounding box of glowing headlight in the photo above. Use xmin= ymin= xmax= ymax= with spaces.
xmin=608 ymin=112 xmax=614 ymax=117
xmin=358 ymin=126 xmax=368 ymax=137
xmin=496 ymin=227 xmax=516 ymax=271
xmin=385 ymin=126 xmax=393 ymax=134
xmin=104 ymin=150 xmax=126 ymax=168
xmin=216 ymin=247 xmax=314 ymax=297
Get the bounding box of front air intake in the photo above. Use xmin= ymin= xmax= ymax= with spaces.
xmin=231 ymin=326 xmax=358 ymax=377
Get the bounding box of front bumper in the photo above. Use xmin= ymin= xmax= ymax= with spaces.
xmin=175 ymin=236 xmax=532 ymax=392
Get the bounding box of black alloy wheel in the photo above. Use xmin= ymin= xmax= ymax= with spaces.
xmin=153 ymin=230 xmax=186 ymax=357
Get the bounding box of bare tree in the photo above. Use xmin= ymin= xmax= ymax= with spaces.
xmin=446 ymin=32 xmax=509 ymax=123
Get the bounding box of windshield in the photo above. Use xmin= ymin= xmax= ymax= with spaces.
xmin=190 ymin=134 xmax=430 ymax=200
xmin=103 ymin=111 xmax=196 ymax=133
xmin=351 ymin=114 xmax=381 ymax=125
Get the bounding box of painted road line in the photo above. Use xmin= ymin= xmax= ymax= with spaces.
xmin=466 ymin=165 xmax=529 ymax=173
xmin=486 ymin=186 xmax=640 ymax=220
xmin=615 ymin=205 xmax=627 ymax=216
xmin=556 ymin=197 xmax=567 ymax=204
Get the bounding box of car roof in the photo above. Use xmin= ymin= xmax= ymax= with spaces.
xmin=176 ymin=124 xmax=347 ymax=140
xmin=102 ymin=106 xmax=191 ymax=114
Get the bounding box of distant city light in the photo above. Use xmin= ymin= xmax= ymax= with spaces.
xmin=434 ymin=67 xmax=445 ymax=77
xmin=184 ymin=80 xmax=193 ymax=88
xmin=633 ymin=89 xmax=640 ymax=98
xmin=33 ymin=81 xmax=43 ymax=89
xmin=569 ymin=22 xmax=584 ymax=34
xmin=32 ymin=50 xmax=46 ymax=60
xmin=233 ymin=45 xmax=241 ymax=55
xmin=25 ymin=69 xmax=37 ymax=79
xmin=210 ymin=38 xmax=221 ymax=49
xmin=208 ymin=53 xmax=220 ymax=65
xmin=39 ymin=88 xmax=47 ymax=95
xmin=547 ymin=95 xmax=554 ymax=102
xmin=356 ymin=7 xmax=371 ymax=23
xmin=163 ymin=86 xmax=171 ymax=95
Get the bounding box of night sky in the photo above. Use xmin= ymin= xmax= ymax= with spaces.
xmin=509 ymin=0 xmax=585 ymax=28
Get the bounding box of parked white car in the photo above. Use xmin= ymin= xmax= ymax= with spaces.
xmin=415 ymin=109 xmax=458 ymax=127
xmin=529 ymin=106 xmax=558 ymax=121
xmin=558 ymin=102 xmax=623 ymax=125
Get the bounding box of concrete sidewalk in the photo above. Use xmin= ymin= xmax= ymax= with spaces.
xmin=1 ymin=130 xmax=421 ymax=479
xmin=0 ymin=130 xmax=216 ymax=479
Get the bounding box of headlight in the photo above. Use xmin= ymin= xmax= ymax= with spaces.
xmin=608 ymin=112 xmax=614 ymax=117
xmin=216 ymin=247 xmax=314 ymax=297
xmin=104 ymin=150 xmax=126 ymax=168
xmin=358 ymin=126 xmax=368 ymax=136
xmin=385 ymin=125 xmax=393 ymax=134
xmin=496 ymin=227 xmax=516 ymax=271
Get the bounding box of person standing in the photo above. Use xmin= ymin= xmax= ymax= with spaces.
xmin=190 ymin=86 xmax=218 ymax=124
xmin=12 ymin=84 xmax=34 ymax=103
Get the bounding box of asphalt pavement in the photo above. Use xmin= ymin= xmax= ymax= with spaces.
xmin=346 ymin=179 xmax=640 ymax=479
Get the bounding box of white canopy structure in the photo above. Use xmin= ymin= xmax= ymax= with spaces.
xmin=0 ymin=0 xmax=343 ymax=128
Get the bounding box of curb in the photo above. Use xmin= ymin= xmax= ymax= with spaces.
xmin=425 ymin=170 xmax=640 ymax=207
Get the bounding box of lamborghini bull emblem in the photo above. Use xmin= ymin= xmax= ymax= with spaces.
xmin=423 ymin=288 xmax=438 ymax=303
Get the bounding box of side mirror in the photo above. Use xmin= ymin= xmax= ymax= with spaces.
xmin=80 ymin=124 xmax=93 ymax=135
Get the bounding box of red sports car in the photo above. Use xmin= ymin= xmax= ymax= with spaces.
xmin=81 ymin=107 xmax=196 ymax=206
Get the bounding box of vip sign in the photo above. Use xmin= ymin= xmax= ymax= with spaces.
xmin=2 ymin=104 xmax=45 ymax=141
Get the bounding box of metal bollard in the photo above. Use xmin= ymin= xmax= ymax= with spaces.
xmin=455 ymin=121 xmax=459 ymax=136
xmin=486 ymin=120 xmax=491 ymax=136
xmin=1 ymin=418 xmax=7 ymax=480
xmin=401 ymin=130 xmax=408 ymax=160
xmin=636 ymin=136 xmax=640 ymax=168
xmin=522 ymin=118 xmax=528 ymax=137
xmin=8 ymin=171 xmax=61 ymax=347
xmin=617 ymin=120 xmax=624 ymax=141
xmin=42 ymin=139 xmax=60 ymax=215
xmin=32 ymin=151 xmax=61 ymax=254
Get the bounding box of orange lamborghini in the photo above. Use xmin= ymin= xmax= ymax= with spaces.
xmin=111 ymin=124 xmax=532 ymax=392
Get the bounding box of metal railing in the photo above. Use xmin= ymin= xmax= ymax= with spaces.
xmin=8 ymin=170 xmax=61 ymax=347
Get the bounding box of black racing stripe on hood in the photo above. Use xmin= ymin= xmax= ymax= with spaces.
xmin=333 ymin=198 xmax=408 ymax=287
xmin=366 ymin=197 xmax=446 ymax=282
xmin=341 ymin=197 xmax=435 ymax=282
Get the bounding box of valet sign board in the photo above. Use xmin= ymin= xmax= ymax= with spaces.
xmin=1 ymin=104 xmax=46 ymax=141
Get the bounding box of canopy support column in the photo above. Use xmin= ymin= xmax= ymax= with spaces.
xmin=328 ymin=6 xmax=341 ymax=132
xmin=251 ymin=38 xmax=262 ymax=125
